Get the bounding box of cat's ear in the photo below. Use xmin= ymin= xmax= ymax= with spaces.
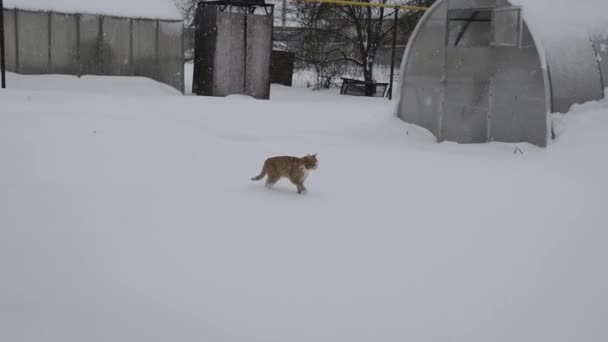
xmin=313 ymin=154 xmax=317 ymax=157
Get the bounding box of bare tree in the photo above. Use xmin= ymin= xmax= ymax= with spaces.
xmin=287 ymin=0 xmax=436 ymax=94
xmin=284 ymin=1 xmax=355 ymax=89
xmin=174 ymin=0 xmax=198 ymax=25
xmin=177 ymin=0 xmax=436 ymax=92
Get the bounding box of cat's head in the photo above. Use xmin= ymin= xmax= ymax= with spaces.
xmin=303 ymin=154 xmax=318 ymax=170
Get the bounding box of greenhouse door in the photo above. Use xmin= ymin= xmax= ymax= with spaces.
xmin=440 ymin=8 xmax=493 ymax=143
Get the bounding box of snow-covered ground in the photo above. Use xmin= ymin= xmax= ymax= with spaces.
xmin=4 ymin=73 xmax=183 ymax=96
xmin=1 ymin=72 xmax=607 ymax=342
xmin=4 ymin=0 xmax=182 ymax=20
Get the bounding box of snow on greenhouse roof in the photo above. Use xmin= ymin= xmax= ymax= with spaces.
xmin=3 ymin=0 xmax=183 ymax=20
xmin=509 ymin=0 xmax=608 ymax=38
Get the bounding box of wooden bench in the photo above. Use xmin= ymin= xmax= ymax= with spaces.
xmin=339 ymin=77 xmax=389 ymax=97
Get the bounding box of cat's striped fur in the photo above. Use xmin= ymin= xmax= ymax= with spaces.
xmin=251 ymin=154 xmax=318 ymax=194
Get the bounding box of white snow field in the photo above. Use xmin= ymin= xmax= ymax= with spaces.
xmin=4 ymin=0 xmax=182 ymax=20
xmin=1 ymin=72 xmax=607 ymax=342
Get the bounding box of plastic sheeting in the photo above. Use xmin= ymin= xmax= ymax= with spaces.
xmin=544 ymin=37 xmax=603 ymax=113
xmin=49 ymin=13 xmax=78 ymax=75
xmin=17 ymin=10 xmax=48 ymax=74
xmin=132 ymin=19 xmax=157 ymax=80
xmin=102 ymin=17 xmax=131 ymax=75
xmin=2 ymin=9 xmax=184 ymax=93
xmin=158 ymin=21 xmax=184 ymax=93
xmin=397 ymin=1 xmax=447 ymax=137
xmin=2 ymin=9 xmax=17 ymax=71
xmin=489 ymin=39 xmax=547 ymax=145
xmin=79 ymin=14 xmax=102 ymax=75
xmin=398 ymin=0 xmax=605 ymax=147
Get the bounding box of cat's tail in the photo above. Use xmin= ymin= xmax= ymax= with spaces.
xmin=251 ymin=164 xmax=267 ymax=181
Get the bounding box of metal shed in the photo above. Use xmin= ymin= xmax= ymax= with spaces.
xmin=396 ymin=0 xmax=608 ymax=147
xmin=192 ymin=0 xmax=274 ymax=99
xmin=2 ymin=0 xmax=185 ymax=93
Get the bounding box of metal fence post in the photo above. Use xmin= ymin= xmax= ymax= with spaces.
xmin=47 ymin=12 xmax=52 ymax=72
xmin=129 ymin=18 xmax=133 ymax=75
xmin=98 ymin=16 xmax=104 ymax=74
xmin=1 ymin=0 xmax=6 ymax=88
xmin=76 ymin=14 xmax=81 ymax=76
xmin=389 ymin=8 xmax=398 ymax=100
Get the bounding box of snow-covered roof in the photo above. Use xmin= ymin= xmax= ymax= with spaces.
xmin=4 ymin=0 xmax=183 ymax=21
xmin=509 ymin=0 xmax=608 ymax=39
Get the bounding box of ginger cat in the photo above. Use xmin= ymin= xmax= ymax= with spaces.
xmin=251 ymin=154 xmax=318 ymax=194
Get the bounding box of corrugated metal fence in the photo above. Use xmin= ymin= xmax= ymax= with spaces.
xmin=2 ymin=9 xmax=184 ymax=93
